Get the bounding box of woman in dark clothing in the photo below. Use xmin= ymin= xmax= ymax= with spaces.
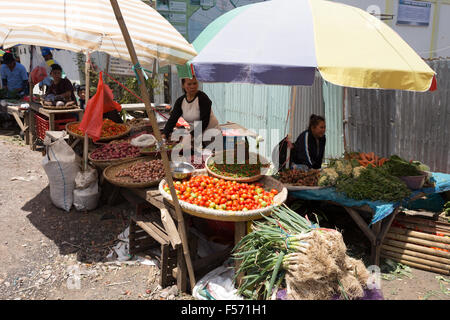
xmin=162 ymin=76 xmax=219 ymax=139
xmin=290 ymin=114 xmax=326 ymax=170
xmin=45 ymin=64 xmax=76 ymax=102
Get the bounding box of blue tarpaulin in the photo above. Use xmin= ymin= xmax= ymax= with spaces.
xmin=289 ymin=172 xmax=450 ymax=225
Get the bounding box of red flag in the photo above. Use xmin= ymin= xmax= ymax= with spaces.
xmin=79 ymin=72 xmax=122 ymax=141
xmin=428 ymin=74 xmax=437 ymax=92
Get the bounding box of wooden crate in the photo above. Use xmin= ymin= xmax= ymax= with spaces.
xmin=381 ymin=213 xmax=450 ymax=275
xmin=129 ymin=211 xmax=179 ymax=288
xmin=122 ymin=189 xmax=181 ymax=288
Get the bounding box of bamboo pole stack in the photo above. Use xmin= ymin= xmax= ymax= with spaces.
xmin=381 ymin=214 xmax=450 ymax=275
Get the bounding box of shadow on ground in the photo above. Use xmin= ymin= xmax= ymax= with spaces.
xmin=22 ymin=185 xmax=133 ymax=263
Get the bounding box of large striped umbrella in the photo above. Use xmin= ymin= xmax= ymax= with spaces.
xmin=0 ymin=0 xmax=196 ymax=67
xmin=181 ymin=0 xmax=436 ymax=92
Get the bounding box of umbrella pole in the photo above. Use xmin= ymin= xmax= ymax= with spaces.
xmin=83 ymin=52 xmax=90 ymax=172
xmin=109 ymin=0 xmax=197 ymax=291
xmin=285 ymin=86 xmax=297 ymax=169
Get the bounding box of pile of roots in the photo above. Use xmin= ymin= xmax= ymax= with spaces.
xmin=283 ymin=229 xmax=369 ymax=300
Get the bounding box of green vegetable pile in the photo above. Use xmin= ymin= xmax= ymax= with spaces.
xmin=335 ymin=166 xmax=411 ymax=202
xmin=383 ymin=155 xmax=424 ymax=177
xmin=208 ymin=161 xmax=263 ymax=178
xmin=233 ymin=205 xmax=314 ymax=300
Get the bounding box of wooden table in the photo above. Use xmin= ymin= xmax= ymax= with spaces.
xmin=313 ymin=190 xmax=432 ymax=266
xmin=28 ymin=102 xmax=84 ymax=150
xmin=6 ymin=104 xmax=30 ymax=145
xmin=121 ymin=186 xmax=234 ymax=293
xmin=334 ymin=203 xmax=400 ymax=266
xmin=121 ymin=103 xmax=171 ymax=112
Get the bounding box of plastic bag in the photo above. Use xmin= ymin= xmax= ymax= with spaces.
xmin=73 ymin=181 xmax=100 ymax=211
xmin=192 ymin=260 xmax=243 ymax=300
xmin=42 ymin=138 xmax=80 ymax=211
xmin=75 ymin=166 xmax=98 ymax=189
xmin=130 ymin=134 xmax=156 ymax=147
xmin=73 ymin=166 xmax=100 ymax=211
xmin=30 ymin=66 xmax=47 ymax=85
xmin=78 ymin=72 xmax=122 ymax=141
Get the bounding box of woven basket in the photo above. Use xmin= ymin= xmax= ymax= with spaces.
xmin=159 ymin=169 xmax=288 ymax=222
xmin=204 ymin=150 xmax=270 ymax=183
xmin=103 ymin=156 xmax=162 ymax=188
xmin=284 ymin=184 xmax=328 ymax=191
xmin=88 ymin=152 xmax=142 ymax=170
xmin=40 ymin=99 xmax=78 ymax=110
xmin=65 ymin=121 xmax=131 ymax=142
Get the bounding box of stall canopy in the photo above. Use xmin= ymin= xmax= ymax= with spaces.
xmin=179 ymin=0 xmax=436 ymax=92
xmin=0 ymin=0 xmax=197 ymax=67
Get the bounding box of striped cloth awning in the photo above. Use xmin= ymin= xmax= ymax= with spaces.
xmin=0 ymin=0 xmax=197 ymax=67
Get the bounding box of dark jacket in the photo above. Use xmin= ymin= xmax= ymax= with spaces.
xmin=162 ymin=90 xmax=212 ymax=137
xmin=292 ymin=129 xmax=326 ymax=169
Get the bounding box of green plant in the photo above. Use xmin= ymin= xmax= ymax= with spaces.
xmin=119 ymin=76 xmax=160 ymax=104
xmin=335 ymin=166 xmax=411 ymax=202
xmin=233 ymin=205 xmax=315 ymax=299
xmin=74 ymin=52 xmax=159 ymax=104
xmin=443 ymin=202 xmax=450 ymax=216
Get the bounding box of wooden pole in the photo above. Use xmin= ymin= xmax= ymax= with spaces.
xmin=285 ymin=86 xmax=297 ymax=169
xmin=83 ymin=52 xmax=90 ymax=172
xmin=386 ymin=232 xmax=450 ymax=251
xmin=395 ymin=215 xmax=450 ymax=231
xmin=389 ymin=227 xmax=450 ymax=244
xmin=381 ymin=244 xmax=450 ymax=265
xmin=381 ymin=250 xmax=450 ymax=271
xmin=383 ymin=238 xmax=450 ymax=259
xmin=380 ymin=253 xmax=449 ymax=275
xmin=29 ymin=45 xmax=34 ymax=99
xmin=343 ymin=87 xmax=347 ymax=151
xmin=109 ymin=0 xmax=196 ymax=290
xmin=393 ymin=220 xmax=450 ymax=237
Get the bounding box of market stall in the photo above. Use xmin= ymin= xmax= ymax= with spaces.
xmin=279 ymin=153 xmax=450 ymax=266
xmin=28 ymin=101 xmax=84 ymax=150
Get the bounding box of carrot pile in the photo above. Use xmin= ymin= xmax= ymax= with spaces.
xmin=357 ymin=152 xmax=388 ymax=168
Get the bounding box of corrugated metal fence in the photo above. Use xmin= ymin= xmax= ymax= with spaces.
xmin=171 ymin=59 xmax=449 ymax=173
xmin=344 ymin=59 xmax=450 ymax=173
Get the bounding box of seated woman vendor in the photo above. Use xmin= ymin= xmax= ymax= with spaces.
xmin=289 ymin=114 xmax=326 ymax=170
xmin=162 ymin=76 xmax=220 ymax=147
xmin=45 ymin=64 xmax=76 ymax=104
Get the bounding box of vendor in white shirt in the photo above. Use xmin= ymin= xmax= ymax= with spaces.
xmin=162 ymin=76 xmax=220 ymax=148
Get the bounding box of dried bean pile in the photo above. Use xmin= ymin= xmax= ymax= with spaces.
xmin=278 ymin=169 xmax=320 ymax=186
xmin=115 ymin=160 xmax=165 ymax=183
xmin=90 ymin=142 xmax=140 ymax=161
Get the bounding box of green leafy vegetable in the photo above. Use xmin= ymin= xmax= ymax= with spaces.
xmin=335 ymin=166 xmax=411 ymax=202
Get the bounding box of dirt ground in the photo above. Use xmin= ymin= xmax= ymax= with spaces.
xmin=0 ymin=129 xmax=448 ymax=301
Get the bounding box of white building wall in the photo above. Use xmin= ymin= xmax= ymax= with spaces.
xmin=336 ymin=0 xmax=450 ymax=59
xmin=436 ymin=3 xmax=450 ymax=58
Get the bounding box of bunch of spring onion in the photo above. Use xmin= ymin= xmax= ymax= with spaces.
xmin=232 ymin=204 xmax=318 ymax=300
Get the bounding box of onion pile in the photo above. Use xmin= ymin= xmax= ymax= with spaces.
xmin=90 ymin=142 xmax=140 ymax=161
xmin=115 ymin=159 xmax=165 ymax=183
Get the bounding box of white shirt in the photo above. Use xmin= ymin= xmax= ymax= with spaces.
xmin=181 ymin=96 xmax=219 ymax=131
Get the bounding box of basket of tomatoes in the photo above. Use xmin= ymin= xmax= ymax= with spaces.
xmin=66 ymin=119 xmax=130 ymax=142
xmin=159 ymin=169 xmax=287 ymax=222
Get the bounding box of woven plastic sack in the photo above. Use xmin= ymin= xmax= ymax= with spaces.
xmin=42 ymin=138 xmax=80 ymax=211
